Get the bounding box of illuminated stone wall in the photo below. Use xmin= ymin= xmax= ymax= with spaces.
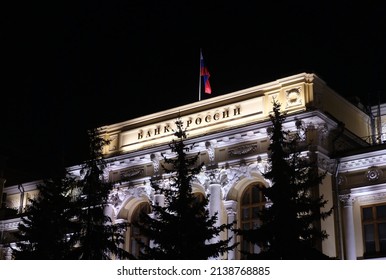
xmin=3 ymin=72 xmax=383 ymax=260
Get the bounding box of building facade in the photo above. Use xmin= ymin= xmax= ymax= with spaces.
xmin=1 ymin=73 xmax=386 ymax=260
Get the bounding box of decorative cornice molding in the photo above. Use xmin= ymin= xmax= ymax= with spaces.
xmin=357 ymin=192 xmax=386 ymax=203
xmin=0 ymin=220 xmax=20 ymax=231
xmin=338 ymin=166 xmax=386 ymax=189
xmin=339 ymin=154 xmax=386 ymax=172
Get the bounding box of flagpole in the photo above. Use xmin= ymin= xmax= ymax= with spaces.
xmin=198 ymin=48 xmax=202 ymax=101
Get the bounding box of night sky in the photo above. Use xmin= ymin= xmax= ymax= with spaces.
xmin=2 ymin=1 xmax=386 ymax=186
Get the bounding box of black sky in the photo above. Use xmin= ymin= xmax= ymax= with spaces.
xmin=2 ymin=1 xmax=386 ymax=186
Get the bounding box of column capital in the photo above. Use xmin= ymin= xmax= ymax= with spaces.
xmin=339 ymin=194 xmax=356 ymax=207
xmin=224 ymin=200 xmax=237 ymax=212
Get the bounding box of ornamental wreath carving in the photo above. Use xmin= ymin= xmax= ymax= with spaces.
xmin=228 ymin=144 xmax=258 ymax=157
xmin=285 ymin=87 xmax=302 ymax=108
xmin=366 ymin=167 xmax=382 ymax=182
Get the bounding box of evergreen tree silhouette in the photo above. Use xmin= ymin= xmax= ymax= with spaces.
xmin=135 ymin=119 xmax=236 ymax=259
xmin=12 ymin=171 xmax=78 ymax=259
xmin=70 ymin=128 xmax=132 ymax=259
xmin=238 ymin=100 xmax=332 ymax=259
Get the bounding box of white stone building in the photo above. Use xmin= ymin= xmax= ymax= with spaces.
xmin=1 ymin=72 xmax=386 ymax=259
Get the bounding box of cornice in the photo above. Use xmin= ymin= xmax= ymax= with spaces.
xmin=338 ymin=152 xmax=386 ymax=172
xmin=100 ymin=72 xmax=316 ymax=133
xmin=3 ymin=180 xmax=43 ymax=195
xmin=0 ymin=217 xmax=21 ymax=231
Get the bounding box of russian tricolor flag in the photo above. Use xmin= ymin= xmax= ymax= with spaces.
xmin=200 ymin=51 xmax=212 ymax=94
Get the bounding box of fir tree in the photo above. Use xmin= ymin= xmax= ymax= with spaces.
xmin=135 ymin=119 xmax=235 ymax=260
xmin=12 ymin=171 xmax=78 ymax=259
xmin=70 ymin=128 xmax=131 ymax=260
xmin=238 ymin=100 xmax=332 ymax=259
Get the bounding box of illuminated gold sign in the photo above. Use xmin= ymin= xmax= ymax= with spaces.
xmin=137 ymin=107 xmax=241 ymax=140
xmin=101 ymin=75 xmax=313 ymax=154
xmin=118 ymin=96 xmax=264 ymax=152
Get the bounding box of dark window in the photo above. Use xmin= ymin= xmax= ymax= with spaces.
xmin=362 ymin=203 xmax=386 ymax=258
xmin=130 ymin=202 xmax=151 ymax=258
xmin=240 ymin=184 xmax=266 ymax=259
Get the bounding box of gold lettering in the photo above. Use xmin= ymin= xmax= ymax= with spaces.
xmin=136 ymin=104 xmax=242 ymax=141
xmin=164 ymin=125 xmax=171 ymax=133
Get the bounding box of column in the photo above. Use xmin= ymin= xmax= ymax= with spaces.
xmin=224 ymin=200 xmax=237 ymax=260
xmin=209 ymin=184 xmax=222 ymax=245
xmin=339 ymin=194 xmax=357 ymax=260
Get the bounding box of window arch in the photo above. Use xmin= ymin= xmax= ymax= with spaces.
xmin=130 ymin=202 xmax=151 ymax=258
xmin=193 ymin=191 xmax=205 ymax=204
xmin=240 ymin=183 xmax=266 ymax=258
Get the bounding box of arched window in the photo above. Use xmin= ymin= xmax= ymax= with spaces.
xmin=240 ymin=183 xmax=266 ymax=258
xmin=192 ymin=192 xmax=206 ymax=218
xmin=130 ymin=202 xmax=151 ymax=258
